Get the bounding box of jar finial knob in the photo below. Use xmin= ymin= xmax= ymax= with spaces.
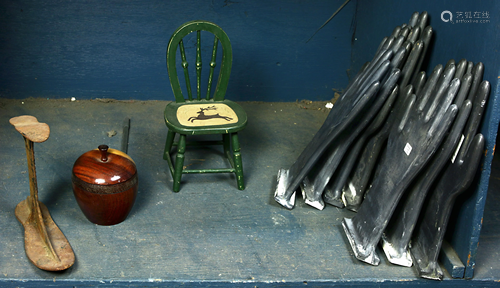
xmin=98 ymin=145 xmax=109 ymax=162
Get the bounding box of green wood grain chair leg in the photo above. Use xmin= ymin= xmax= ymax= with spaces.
xmin=163 ymin=130 xmax=176 ymax=160
xmin=231 ymin=133 xmax=244 ymax=190
xmin=173 ymin=134 xmax=186 ymax=192
xmin=223 ymin=134 xmax=231 ymax=157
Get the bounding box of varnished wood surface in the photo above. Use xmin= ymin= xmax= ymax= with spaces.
xmin=73 ymin=148 xmax=137 ymax=186
xmin=72 ymin=175 xmax=138 ymax=225
xmin=72 ymin=146 xmax=138 ymax=225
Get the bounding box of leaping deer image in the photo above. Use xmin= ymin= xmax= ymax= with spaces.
xmin=188 ymin=105 xmax=233 ymax=123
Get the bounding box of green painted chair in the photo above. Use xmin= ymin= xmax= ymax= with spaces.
xmin=163 ymin=20 xmax=247 ymax=192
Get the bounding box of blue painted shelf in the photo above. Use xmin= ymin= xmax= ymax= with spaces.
xmin=0 ymin=99 xmax=499 ymax=287
xmin=1 ymin=0 xmax=500 ymax=286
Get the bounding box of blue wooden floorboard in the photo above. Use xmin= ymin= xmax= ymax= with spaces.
xmin=0 ymin=99 xmax=499 ymax=287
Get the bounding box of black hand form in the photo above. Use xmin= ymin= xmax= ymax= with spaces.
xmin=411 ymin=81 xmax=490 ymax=280
xmin=411 ymin=133 xmax=485 ymax=280
xmin=301 ymin=69 xmax=400 ymax=210
xmin=380 ymin=99 xmax=472 ymax=267
xmin=342 ymin=64 xmax=444 ymax=212
xmin=273 ymin=80 xmax=380 ymax=209
xmin=273 ymin=51 xmax=392 ymax=209
xmin=381 ymin=78 xmax=490 ymax=267
xmin=342 ymin=71 xmax=459 ymax=265
xmin=322 ymin=84 xmax=400 ymax=209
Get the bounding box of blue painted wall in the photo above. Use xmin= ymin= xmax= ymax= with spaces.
xmin=0 ymin=0 xmax=356 ymax=101
xmin=350 ymin=0 xmax=500 ymax=88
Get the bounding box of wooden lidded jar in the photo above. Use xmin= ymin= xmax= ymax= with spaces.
xmin=72 ymin=145 xmax=138 ymax=225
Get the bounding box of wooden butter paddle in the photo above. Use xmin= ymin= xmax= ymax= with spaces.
xmin=10 ymin=115 xmax=75 ymax=271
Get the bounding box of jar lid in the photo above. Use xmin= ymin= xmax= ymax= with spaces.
xmin=72 ymin=145 xmax=136 ymax=185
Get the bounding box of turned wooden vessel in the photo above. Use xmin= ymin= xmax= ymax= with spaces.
xmin=72 ymin=145 xmax=138 ymax=225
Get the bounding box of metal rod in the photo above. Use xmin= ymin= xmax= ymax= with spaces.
xmin=121 ymin=118 xmax=131 ymax=154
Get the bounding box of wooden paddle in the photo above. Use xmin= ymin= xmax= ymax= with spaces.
xmin=10 ymin=115 xmax=75 ymax=271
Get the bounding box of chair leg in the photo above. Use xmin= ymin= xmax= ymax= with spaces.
xmin=231 ymin=133 xmax=245 ymax=190
xmin=222 ymin=134 xmax=231 ymax=157
xmin=163 ymin=130 xmax=176 ymax=160
xmin=173 ymin=134 xmax=186 ymax=192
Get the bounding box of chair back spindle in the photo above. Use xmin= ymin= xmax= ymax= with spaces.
xmin=196 ymin=30 xmax=202 ymax=100
xmin=179 ymin=40 xmax=193 ymax=101
xmin=206 ymin=36 xmax=218 ymax=100
xmin=167 ymin=20 xmax=232 ymax=103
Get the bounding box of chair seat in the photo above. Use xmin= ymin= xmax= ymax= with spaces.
xmin=165 ymin=99 xmax=247 ymax=135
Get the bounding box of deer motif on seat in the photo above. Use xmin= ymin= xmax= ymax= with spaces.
xmin=188 ymin=105 xmax=233 ymax=123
